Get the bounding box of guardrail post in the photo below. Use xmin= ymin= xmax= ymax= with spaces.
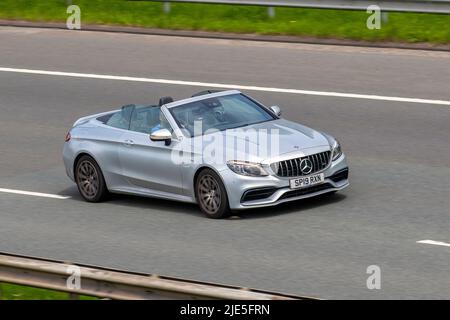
xmin=267 ymin=6 xmax=275 ymax=18
xmin=69 ymin=292 xmax=80 ymax=300
xmin=164 ymin=1 xmax=171 ymax=13
xmin=381 ymin=12 xmax=389 ymax=23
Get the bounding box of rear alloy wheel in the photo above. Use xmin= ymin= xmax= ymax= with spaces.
xmin=75 ymin=155 xmax=108 ymax=202
xmin=196 ymin=169 xmax=230 ymax=219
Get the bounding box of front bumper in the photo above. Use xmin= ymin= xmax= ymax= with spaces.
xmin=221 ymin=154 xmax=349 ymax=210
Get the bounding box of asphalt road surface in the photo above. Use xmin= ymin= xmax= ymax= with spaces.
xmin=0 ymin=26 xmax=449 ymax=299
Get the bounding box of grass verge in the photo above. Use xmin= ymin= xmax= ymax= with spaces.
xmin=0 ymin=0 xmax=449 ymax=43
xmin=0 ymin=282 xmax=98 ymax=300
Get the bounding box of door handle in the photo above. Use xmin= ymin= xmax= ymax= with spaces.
xmin=123 ymin=139 xmax=134 ymax=146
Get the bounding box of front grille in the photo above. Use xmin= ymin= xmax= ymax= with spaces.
xmin=271 ymin=151 xmax=331 ymax=177
xmin=241 ymin=187 xmax=277 ymax=203
xmin=279 ymin=183 xmax=333 ymax=200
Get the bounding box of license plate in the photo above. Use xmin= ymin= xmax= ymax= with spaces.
xmin=290 ymin=173 xmax=325 ymax=189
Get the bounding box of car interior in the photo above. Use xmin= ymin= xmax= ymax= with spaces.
xmin=99 ymin=97 xmax=176 ymax=134
xmin=98 ymin=94 xmax=271 ymax=137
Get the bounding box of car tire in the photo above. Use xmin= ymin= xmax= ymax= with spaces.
xmin=75 ymin=155 xmax=108 ymax=202
xmin=195 ymin=169 xmax=230 ymax=219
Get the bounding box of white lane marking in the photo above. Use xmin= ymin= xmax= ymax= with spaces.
xmin=1 ymin=67 xmax=450 ymax=106
xmin=0 ymin=188 xmax=71 ymax=200
xmin=417 ymin=240 xmax=450 ymax=247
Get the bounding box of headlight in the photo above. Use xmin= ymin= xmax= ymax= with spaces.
xmin=227 ymin=161 xmax=269 ymax=177
xmin=332 ymin=140 xmax=343 ymax=161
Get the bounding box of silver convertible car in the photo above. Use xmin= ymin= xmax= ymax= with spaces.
xmin=63 ymin=90 xmax=349 ymax=218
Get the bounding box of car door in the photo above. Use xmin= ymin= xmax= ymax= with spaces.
xmin=117 ymin=106 xmax=184 ymax=196
xmin=95 ymin=105 xmax=135 ymax=190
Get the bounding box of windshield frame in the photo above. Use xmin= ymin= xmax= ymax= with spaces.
xmin=168 ymin=93 xmax=278 ymax=138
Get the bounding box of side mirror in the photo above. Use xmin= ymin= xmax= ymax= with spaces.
xmin=150 ymin=128 xmax=172 ymax=146
xmin=269 ymin=105 xmax=282 ymax=117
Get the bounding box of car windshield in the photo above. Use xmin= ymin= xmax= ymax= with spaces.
xmin=169 ymin=94 xmax=276 ymax=137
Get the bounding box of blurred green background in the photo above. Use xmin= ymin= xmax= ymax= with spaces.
xmin=0 ymin=282 xmax=98 ymax=300
xmin=0 ymin=0 xmax=449 ymax=43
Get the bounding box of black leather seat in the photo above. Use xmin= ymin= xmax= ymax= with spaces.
xmin=159 ymin=96 xmax=174 ymax=106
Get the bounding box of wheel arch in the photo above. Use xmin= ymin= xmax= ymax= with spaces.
xmin=193 ymin=165 xmax=228 ymax=201
xmin=73 ymin=151 xmax=101 ymax=179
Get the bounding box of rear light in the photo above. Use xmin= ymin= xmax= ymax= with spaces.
xmin=65 ymin=132 xmax=71 ymax=142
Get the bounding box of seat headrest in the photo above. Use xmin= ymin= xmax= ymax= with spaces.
xmin=159 ymin=96 xmax=174 ymax=106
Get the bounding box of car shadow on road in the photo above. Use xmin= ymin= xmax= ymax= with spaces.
xmin=62 ymin=185 xmax=347 ymax=219
xmin=61 ymin=185 xmax=204 ymax=217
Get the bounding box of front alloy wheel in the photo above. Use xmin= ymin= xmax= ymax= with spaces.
xmin=196 ymin=169 xmax=230 ymax=219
